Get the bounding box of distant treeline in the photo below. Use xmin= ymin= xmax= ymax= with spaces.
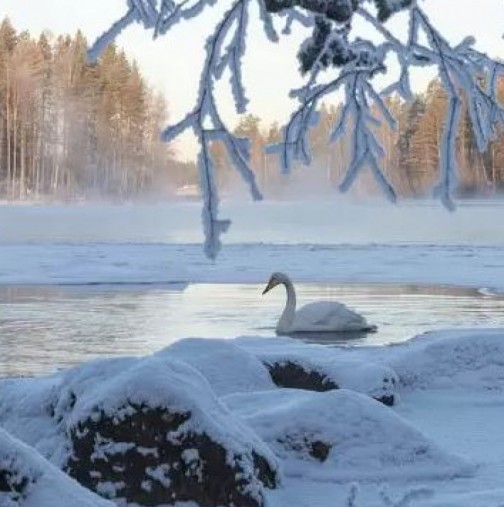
xmin=1 ymin=16 xmax=503 ymax=202
xmin=0 ymin=18 xmax=196 ymax=201
xmin=214 ymin=82 xmax=504 ymax=199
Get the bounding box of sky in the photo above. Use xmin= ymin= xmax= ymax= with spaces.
xmin=1 ymin=0 xmax=504 ymax=159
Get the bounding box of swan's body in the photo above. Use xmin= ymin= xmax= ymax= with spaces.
xmin=262 ymin=272 xmax=376 ymax=335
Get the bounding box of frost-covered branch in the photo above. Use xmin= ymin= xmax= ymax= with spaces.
xmin=92 ymin=0 xmax=504 ymax=257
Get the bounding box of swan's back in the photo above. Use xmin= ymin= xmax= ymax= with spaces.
xmin=292 ymin=300 xmax=369 ymax=332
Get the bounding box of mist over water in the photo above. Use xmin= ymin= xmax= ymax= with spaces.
xmin=2 ymin=197 xmax=504 ymax=246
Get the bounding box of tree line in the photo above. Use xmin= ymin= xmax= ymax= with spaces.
xmin=0 ymin=18 xmax=196 ymax=201
xmin=1 ymin=16 xmax=503 ymax=202
xmin=214 ymin=81 xmax=504 ymax=199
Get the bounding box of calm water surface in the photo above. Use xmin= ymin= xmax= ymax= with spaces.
xmin=3 ymin=201 xmax=504 ymax=377
xmin=1 ymin=282 xmax=504 ymax=377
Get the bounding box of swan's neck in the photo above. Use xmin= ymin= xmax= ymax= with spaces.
xmin=277 ymin=278 xmax=296 ymax=332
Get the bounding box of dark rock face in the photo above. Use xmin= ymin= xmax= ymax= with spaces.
xmin=277 ymin=435 xmax=331 ymax=462
xmin=0 ymin=465 xmax=31 ymax=505
xmin=266 ymin=361 xmax=338 ymax=392
xmin=67 ymin=403 xmax=278 ymax=507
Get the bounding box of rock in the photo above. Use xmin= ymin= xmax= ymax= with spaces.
xmin=223 ymin=389 xmax=474 ymax=482
xmin=0 ymin=355 xmax=280 ymax=507
xmin=267 ymin=360 xmax=338 ymax=391
xmin=0 ymin=427 xmax=113 ymax=507
xmin=263 ymin=357 xmax=396 ymax=405
xmin=236 ymin=337 xmax=398 ymax=405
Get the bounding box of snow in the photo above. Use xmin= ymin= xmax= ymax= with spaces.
xmin=3 ymin=242 xmax=504 ymax=292
xmin=341 ymin=328 xmax=504 ymax=393
xmin=2 ymin=328 xmax=504 ymax=506
xmin=236 ymin=335 xmax=397 ymax=401
xmin=0 ymin=428 xmax=114 ymax=507
xmin=0 ymin=351 xmax=279 ymax=476
xmin=157 ymin=338 xmax=276 ymax=395
xmin=223 ymin=388 xmax=473 ymax=482
xmin=3 ymin=199 xmax=504 ymax=289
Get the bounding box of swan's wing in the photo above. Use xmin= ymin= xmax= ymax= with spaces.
xmin=293 ymin=301 xmax=369 ymax=331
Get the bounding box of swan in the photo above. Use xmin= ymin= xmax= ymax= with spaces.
xmin=262 ymin=272 xmax=376 ymax=335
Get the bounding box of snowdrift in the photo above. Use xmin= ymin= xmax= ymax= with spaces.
xmin=350 ymin=329 xmax=504 ymax=391
xmin=223 ymin=389 xmax=473 ymax=483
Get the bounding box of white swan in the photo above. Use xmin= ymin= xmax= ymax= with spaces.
xmin=262 ymin=272 xmax=376 ymax=335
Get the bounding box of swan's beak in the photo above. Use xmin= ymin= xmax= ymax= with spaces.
xmin=262 ymin=280 xmax=276 ymax=295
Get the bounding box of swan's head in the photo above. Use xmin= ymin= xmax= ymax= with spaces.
xmin=262 ymin=272 xmax=290 ymax=295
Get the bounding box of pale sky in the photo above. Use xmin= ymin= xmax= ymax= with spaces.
xmin=1 ymin=0 xmax=504 ymax=159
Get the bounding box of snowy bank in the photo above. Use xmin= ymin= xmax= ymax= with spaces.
xmin=341 ymin=329 xmax=504 ymax=392
xmin=2 ymin=331 xmax=501 ymax=506
xmin=3 ymin=243 xmax=504 ymax=292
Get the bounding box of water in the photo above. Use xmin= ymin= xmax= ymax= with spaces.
xmin=2 ymin=282 xmax=504 ymax=377
xmin=3 ymin=200 xmax=504 ymax=377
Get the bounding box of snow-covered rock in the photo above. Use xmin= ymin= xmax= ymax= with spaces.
xmin=237 ymin=336 xmax=398 ymax=405
xmin=157 ymin=338 xmax=276 ymax=395
xmin=223 ymin=389 xmax=474 ymax=483
xmin=380 ymin=329 xmax=504 ymax=391
xmin=0 ymin=355 xmax=279 ymax=507
xmin=0 ymin=428 xmax=114 ymax=507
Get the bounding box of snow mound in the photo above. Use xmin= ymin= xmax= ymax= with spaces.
xmin=0 ymin=428 xmax=113 ymax=507
xmin=223 ymin=389 xmax=474 ymax=483
xmin=237 ymin=336 xmax=398 ymax=404
xmin=0 ymin=355 xmax=279 ymax=507
xmin=387 ymin=329 xmax=504 ymax=391
xmin=157 ymin=338 xmax=276 ymax=395
xmin=0 ymin=357 xmax=139 ymax=466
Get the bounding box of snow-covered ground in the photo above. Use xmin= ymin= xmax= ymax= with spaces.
xmin=3 ymin=242 xmax=504 ymax=291
xmin=237 ymin=331 xmax=504 ymax=507
xmin=2 ymin=331 xmax=504 ymax=507
xmin=2 ymin=199 xmax=504 ymax=289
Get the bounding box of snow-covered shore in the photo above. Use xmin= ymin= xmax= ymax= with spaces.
xmin=3 ymin=242 xmax=504 ymax=292
xmin=1 ymin=330 xmax=504 ymax=507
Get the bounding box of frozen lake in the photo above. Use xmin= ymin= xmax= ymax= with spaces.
xmin=2 ymin=199 xmax=504 ymax=376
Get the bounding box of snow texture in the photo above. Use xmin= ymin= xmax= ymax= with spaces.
xmin=0 ymin=351 xmax=280 ymax=506
xmin=5 ymin=242 xmax=504 ymax=293
xmin=0 ymin=428 xmax=114 ymax=507
xmin=223 ymin=388 xmax=473 ymax=482
xmin=3 ymin=329 xmax=504 ymax=505
xmin=378 ymin=329 xmax=504 ymax=392
xmin=1 ymin=354 xmax=275 ymax=463
xmin=156 ymin=338 xmax=276 ymax=395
